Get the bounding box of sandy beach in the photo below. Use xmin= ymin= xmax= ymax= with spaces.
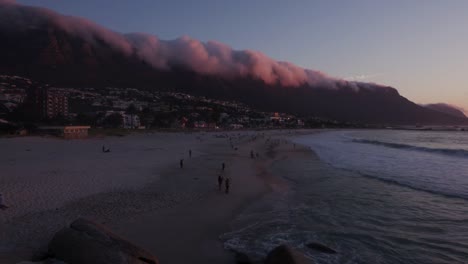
xmin=0 ymin=130 xmax=309 ymax=263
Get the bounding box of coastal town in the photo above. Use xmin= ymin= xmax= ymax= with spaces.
xmin=0 ymin=75 xmax=357 ymax=137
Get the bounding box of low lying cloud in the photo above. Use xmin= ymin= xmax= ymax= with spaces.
xmin=0 ymin=1 xmax=391 ymax=91
xmin=126 ymin=33 xmax=337 ymax=87
xmin=345 ymin=73 xmax=383 ymax=82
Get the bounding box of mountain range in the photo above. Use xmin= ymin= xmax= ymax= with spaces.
xmin=0 ymin=1 xmax=466 ymax=125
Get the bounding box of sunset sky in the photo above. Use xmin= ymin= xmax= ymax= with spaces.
xmin=16 ymin=0 xmax=468 ymax=112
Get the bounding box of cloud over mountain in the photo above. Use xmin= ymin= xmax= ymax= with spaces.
xmin=0 ymin=0 xmax=386 ymax=91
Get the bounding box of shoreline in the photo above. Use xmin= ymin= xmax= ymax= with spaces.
xmin=0 ymin=130 xmax=311 ymax=263
xmin=110 ymin=134 xmax=287 ymax=263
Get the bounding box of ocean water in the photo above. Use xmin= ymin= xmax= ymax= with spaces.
xmin=222 ymin=130 xmax=468 ymax=263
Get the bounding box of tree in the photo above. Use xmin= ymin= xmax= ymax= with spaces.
xmin=75 ymin=113 xmax=100 ymax=126
xmin=126 ymin=104 xmax=137 ymax=115
xmin=210 ymin=109 xmax=221 ymax=123
xmin=102 ymin=113 xmax=123 ymax=128
xmin=126 ymin=104 xmax=138 ymax=128
xmin=139 ymin=107 xmax=154 ymax=128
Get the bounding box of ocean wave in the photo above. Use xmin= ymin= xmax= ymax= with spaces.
xmin=308 ymin=149 xmax=468 ymax=201
xmin=349 ymin=169 xmax=468 ymax=201
xmin=352 ymin=139 xmax=468 ymax=158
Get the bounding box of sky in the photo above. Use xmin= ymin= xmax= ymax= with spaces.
xmin=16 ymin=0 xmax=468 ymax=112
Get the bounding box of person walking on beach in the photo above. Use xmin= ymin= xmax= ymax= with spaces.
xmin=222 ymin=162 xmax=226 ymax=171
xmin=189 ymin=149 xmax=192 ymax=158
xmin=225 ymin=176 xmax=231 ymax=194
xmin=250 ymin=150 xmax=255 ymax=159
xmin=180 ymin=159 xmax=184 ymax=169
xmin=218 ymin=174 xmax=224 ymax=191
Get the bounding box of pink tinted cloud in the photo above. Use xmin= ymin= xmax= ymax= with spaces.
xmin=1 ymin=0 xmax=390 ymax=92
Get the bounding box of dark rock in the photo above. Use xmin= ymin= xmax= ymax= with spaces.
xmin=305 ymin=242 xmax=337 ymax=254
xmin=44 ymin=260 xmax=67 ymax=264
xmin=233 ymin=250 xmax=253 ymax=264
xmin=264 ymin=245 xmax=312 ymax=264
xmin=48 ymin=218 xmax=158 ymax=264
xmin=30 ymin=251 xmax=53 ymax=262
xmin=17 ymin=259 xmax=67 ymax=264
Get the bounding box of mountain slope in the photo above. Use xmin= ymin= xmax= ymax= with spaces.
xmin=0 ymin=1 xmax=466 ymax=125
xmin=423 ymin=104 xmax=467 ymax=119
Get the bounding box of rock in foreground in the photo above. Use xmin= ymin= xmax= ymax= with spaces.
xmin=264 ymin=245 xmax=312 ymax=264
xmin=305 ymin=242 xmax=337 ymax=254
xmin=48 ymin=218 xmax=158 ymax=264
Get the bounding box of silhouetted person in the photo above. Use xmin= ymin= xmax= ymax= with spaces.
xmin=189 ymin=149 xmax=192 ymax=158
xmin=218 ymin=174 xmax=224 ymax=191
xmin=102 ymin=145 xmax=105 ymax=152
xmin=250 ymin=150 xmax=255 ymax=159
xmin=225 ymin=177 xmax=230 ymax=194
xmin=222 ymin=162 xmax=226 ymax=171
xmin=180 ymin=159 xmax=184 ymax=169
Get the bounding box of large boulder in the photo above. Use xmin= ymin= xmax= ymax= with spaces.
xmin=264 ymin=245 xmax=312 ymax=264
xmin=48 ymin=218 xmax=158 ymax=264
xmin=305 ymin=242 xmax=337 ymax=254
xmin=232 ymin=250 xmax=256 ymax=264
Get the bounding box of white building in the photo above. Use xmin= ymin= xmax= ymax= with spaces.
xmin=104 ymin=111 xmax=141 ymax=129
xmin=123 ymin=114 xmax=141 ymax=129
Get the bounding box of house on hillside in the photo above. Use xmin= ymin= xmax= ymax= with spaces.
xmin=123 ymin=114 xmax=140 ymax=129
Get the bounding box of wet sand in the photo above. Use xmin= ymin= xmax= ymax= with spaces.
xmin=112 ymin=137 xmax=284 ymax=263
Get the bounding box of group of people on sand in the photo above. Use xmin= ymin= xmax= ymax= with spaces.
xmin=250 ymin=150 xmax=260 ymax=159
xmin=180 ymin=149 xmax=231 ymax=194
xmin=179 ymin=149 xmax=193 ymax=168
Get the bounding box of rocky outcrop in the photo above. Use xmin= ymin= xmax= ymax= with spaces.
xmin=231 ymin=249 xmax=263 ymax=264
xmin=48 ymin=218 xmax=158 ymax=264
xmin=233 ymin=250 xmax=253 ymax=264
xmin=305 ymin=242 xmax=337 ymax=254
xmin=264 ymin=245 xmax=312 ymax=264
